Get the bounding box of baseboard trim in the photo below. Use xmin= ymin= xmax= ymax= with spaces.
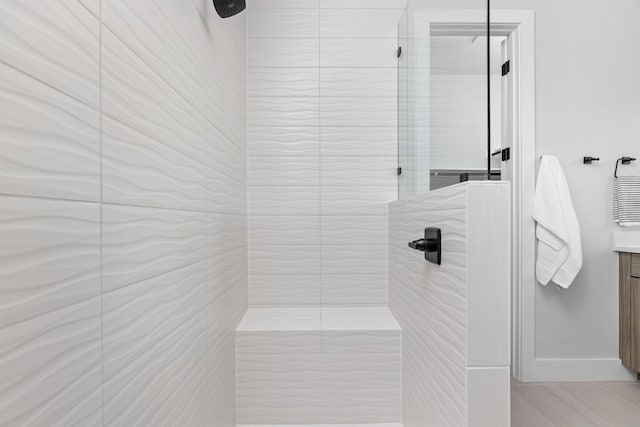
xmin=521 ymin=358 xmax=637 ymax=382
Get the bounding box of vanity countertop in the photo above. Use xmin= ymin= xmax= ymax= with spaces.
xmin=612 ymin=231 xmax=640 ymax=253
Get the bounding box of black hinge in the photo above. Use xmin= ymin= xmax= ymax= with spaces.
xmin=397 ymin=167 xmax=402 ymax=176
xmin=397 ymin=46 xmax=402 ymax=58
xmin=501 ymin=147 xmax=511 ymax=161
xmin=502 ymin=60 xmax=510 ymax=76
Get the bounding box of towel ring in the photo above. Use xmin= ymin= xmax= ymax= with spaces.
xmin=614 ymin=157 xmax=637 ymax=178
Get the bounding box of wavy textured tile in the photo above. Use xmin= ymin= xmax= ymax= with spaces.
xmin=249 ymin=186 xmax=319 ymax=216
xmin=321 ymin=186 xmax=396 ymax=216
xmin=249 ymin=68 xmax=319 ymax=98
xmin=248 ymin=9 xmax=319 ymax=38
xmin=322 ymin=245 xmax=387 ymax=275
xmin=0 ymin=197 xmax=100 ymax=328
xmin=249 ymin=216 xmax=320 ymax=246
xmin=102 ymin=27 xmax=206 ymax=166
xmin=235 ymin=307 xmax=402 ymax=424
xmin=102 ymin=204 xmax=206 ymax=291
xmin=0 ymin=62 xmax=100 ymax=201
xmin=103 ymin=309 xmax=208 ymax=426
xmin=102 ymin=262 xmax=208 ymax=381
xmin=320 ymin=68 xmax=397 ymax=98
xmin=249 ymin=38 xmax=319 ymax=68
xmin=0 ymin=1 xmax=99 ymax=107
xmin=249 ymin=274 xmax=321 ymax=306
xmin=320 ymin=97 xmax=397 ymax=127
xmin=320 ymin=9 xmax=404 ymax=38
xmin=248 ymin=127 xmax=319 ymax=157
xmin=249 ymin=97 xmax=319 ymax=128
xmin=321 ymin=156 xmax=397 ymax=186
xmin=320 ymin=38 xmax=397 ymax=68
xmin=102 ymin=116 xmax=207 ymax=211
xmin=321 ymin=274 xmax=387 ymax=305
xmin=249 ymin=245 xmax=320 ymax=275
xmin=102 ymin=0 xmax=206 ymax=112
xmin=247 ymin=0 xmax=319 ymax=7
xmin=0 ymin=297 xmax=101 ymax=426
xmin=321 ymin=127 xmax=396 ymax=157
xmin=248 ymin=156 xmax=319 ymax=186
xmin=388 ymin=183 xmax=510 ymax=427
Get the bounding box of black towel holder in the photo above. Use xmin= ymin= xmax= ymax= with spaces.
xmin=614 ymin=157 xmax=637 ymax=178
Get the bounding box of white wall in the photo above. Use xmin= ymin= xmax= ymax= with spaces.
xmin=389 ymin=182 xmax=511 ymax=426
xmin=0 ymin=0 xmax=247 ymax=424
xmin=247 ymin=0 xmax=405 ymax=306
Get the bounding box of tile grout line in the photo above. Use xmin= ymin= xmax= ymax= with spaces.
xmin=98 ymin=0 xmax=105 ymax=424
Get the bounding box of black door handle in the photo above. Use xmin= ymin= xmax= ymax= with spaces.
xmin=408 ymin=227 xmax=442 ymax=265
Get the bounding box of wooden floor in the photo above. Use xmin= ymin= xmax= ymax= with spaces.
xmin=512 ymin=381 xmax=640 ymax=426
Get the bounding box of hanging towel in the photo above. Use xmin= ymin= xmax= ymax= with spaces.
xmin=614 ymin=176 xmax=640 ymax=227
xmin=532 ymin=156 xmax=583 ymax=288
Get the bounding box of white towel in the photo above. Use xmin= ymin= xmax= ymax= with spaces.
xmin=614 ymin=176 xmax=640 ymax=227
xmin=532 ymin=156 xmax=583 ymax=288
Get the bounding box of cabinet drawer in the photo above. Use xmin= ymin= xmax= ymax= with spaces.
xmin=632 ymin=254 xmax=640 ymax=278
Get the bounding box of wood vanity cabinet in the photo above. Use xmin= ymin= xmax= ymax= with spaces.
xmin=620 ymin=253 xmax=640 ymax=372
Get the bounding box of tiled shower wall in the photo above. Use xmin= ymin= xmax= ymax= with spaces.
xmin=0 ymin=1 xmax=246 ymax=425
xmin=247 ymin=0 xmax=406 ymax=306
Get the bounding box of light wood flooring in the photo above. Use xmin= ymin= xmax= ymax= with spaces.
xmin=512 ymin=381 xmax=640 ymax=426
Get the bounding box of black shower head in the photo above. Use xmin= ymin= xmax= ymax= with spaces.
xmin=213 ymin=0 xmax=246 ymax=18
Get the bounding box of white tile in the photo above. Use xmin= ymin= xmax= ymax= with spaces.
xmin=249 ymin=156 xmax=320 ymax=186
xmin=321 ymin=127 xmax=397 ymax=157
xmin=467 ymin=367 xmax=511 ymax=427
xmin=249 ymin=9 xmax=319 ymax=38
xmin=321 ymin=274 xmax=387 ymax=305
xmin=249 ymin=275 xmax=321 ymax=306
xmin=206 ymin=125 xmax=247 ymax=215
xmin=237 ymin=307 xmax=322 ymax=331
xmin=0 ymin=197 xmax=100 ymax=328
xmin=321 ymin=307 xmax=400 ymax=331
xmin=321 ymin=38 xmax=398 ymax=68
xmin=249 ymin=97 xmax=319 ymax=127
xmin=320 ymin=352 xmax=402 ymax=423
xmin=322 ymin=245 xmax=387 ymax=275
xmin=321 ymin=156 xmax=397 ymax=186
xmin=0 ymin=1 xmax=100 ymax=107
xmin=320 ymin=68 xmax=397 ymax=98
xmin=320 ymin=9 xmax=405 ymax=38
xmin=466 ymin=183 xmax=511 ymax=367
xmin=102 ymin=27 xmax=205 ymax=166
xmin=249 ymin=186 xmax=319 ymax=216
xmin=249 ymin=245 xmax=320 ymax=275
xmin=0 ymin=298 xmax=101 ymax=426
xmin=102 ymin=0 xmax=206 ymax=111
xmin=321 ymin=97 xmax=397 ymax=127
xmin=249 ymin=216 xmax=320 ymax=246
xmin=248 ymin=0 xmax=319 ymax=8
xmin=102 ymin=117 xmax=207 ymax=211
xmin=103 ymin=310 xmax=208 ymax=426
xmin=102 ymin=262 xmax=208 ymax=381
xmin=321 ymin=0 xmax=407 ymax=7
xmin=249 ymin=127 xmax=319 ymax=157
xmin=322 ymin=186 xmax=396 ymax=216
xmin=237 ymin=331 xmax=322 ymax=354
xmin=249 ymin=38 xmax=319 ymax=68
xmin=102 ymin=204 xmax=206 ymax=291
xmin=249 ymin=68 xmax=319 ymax=98
xmin=322 ymin=330 xmax=401 ymax=354
xmin=0 ymin=62 xmax=100 ymax=201
xmin=236 ymin=352 xmax=324 ymax=424
xmin=321 ymin=215 xmax=387 ymax=246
